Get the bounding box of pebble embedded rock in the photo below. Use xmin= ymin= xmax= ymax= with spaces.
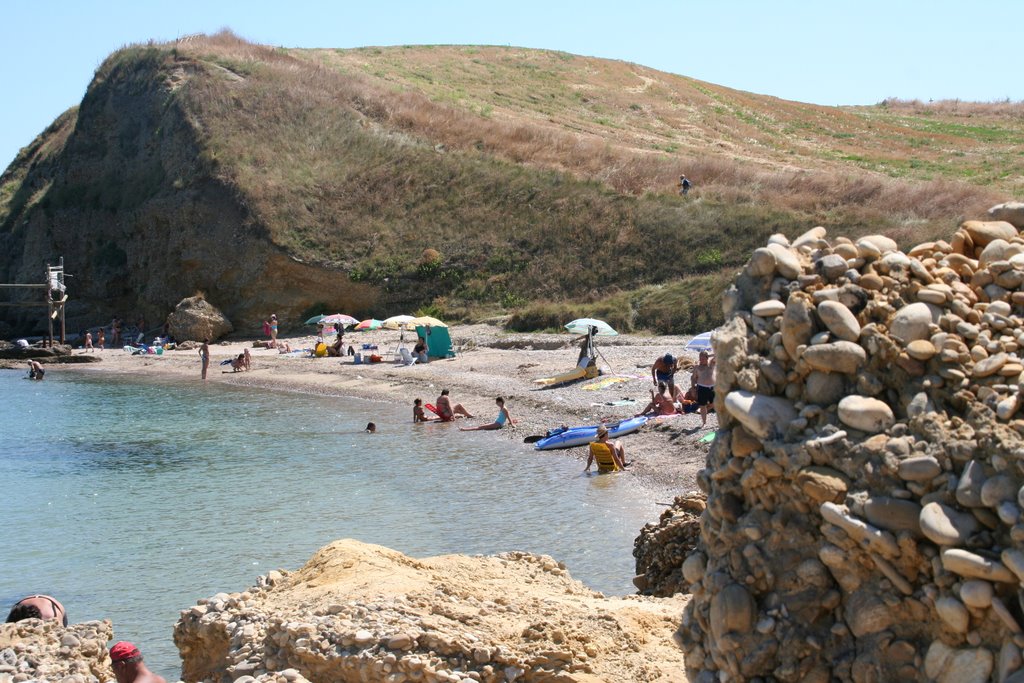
xmin=837 ymin=395 xmax=894 ymax=433
xmin=920 ymin=502 xmax=979 ymax=546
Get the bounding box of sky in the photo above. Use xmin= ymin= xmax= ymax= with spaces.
xmin=2 ymin=0 xmax=1022 ymax=169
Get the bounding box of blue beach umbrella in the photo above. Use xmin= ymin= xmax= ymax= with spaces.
xmin=304 ymin=314 xmax=328 ymax=325
xmin=685 ymin=331 xmax=713 ymax=353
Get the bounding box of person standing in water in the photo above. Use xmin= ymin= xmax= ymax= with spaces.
xmin=109 ymin=642 xmax=166 ymax=683
xmin=199 ymin=339 xmax=210 ymax=381
xmin=460 ymin=397 xmax=515 ymax=431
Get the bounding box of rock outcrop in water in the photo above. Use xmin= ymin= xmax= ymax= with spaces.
xmin=173 ymin=539 xmax=687 ymax=683
xmin=0 ymin=618 xmax=113 ymax=682
xmin=680 ymin=205 xmax=1024 ymax=682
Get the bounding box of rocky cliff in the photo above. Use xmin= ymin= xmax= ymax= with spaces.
xmin=680 ymin=201 xmax=1024 ymax=681
xmin=172 ymin=539 xmax=688 ymax=683
xmin=0 ymin=618 xmax=113 ymax=682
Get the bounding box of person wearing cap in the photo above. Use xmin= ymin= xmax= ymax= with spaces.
xmin=5 ymin=595 xmax=66 ymax=625
xmin=651 ymin=353 xmax=677 ymax=398
xmin=109 ymin=642 xmax=166 ymax=683
xmin=584 ymin=426 xmax=628 ymax=474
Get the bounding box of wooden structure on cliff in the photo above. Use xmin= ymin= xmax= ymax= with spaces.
xmin=0 ymin=258 xmax=68 ymax=346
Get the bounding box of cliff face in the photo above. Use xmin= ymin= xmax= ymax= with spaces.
xmin=0 ymin=48 xmax=373 ymax=336
xmin=173 ymin=539 xmax=688 ymax=683
xmin=0 ymin=618 xmax=114 ymax=681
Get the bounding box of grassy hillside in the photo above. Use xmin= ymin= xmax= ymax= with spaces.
xmin=1 ymin=33 xmax=1020 ymax=334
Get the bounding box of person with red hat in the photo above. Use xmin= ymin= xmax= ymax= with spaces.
xmin=109 ymin=642 xmax=166 ymax=683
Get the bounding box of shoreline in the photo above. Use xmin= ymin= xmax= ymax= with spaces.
xmin=42 ymin=323 xmax=715 ymax=503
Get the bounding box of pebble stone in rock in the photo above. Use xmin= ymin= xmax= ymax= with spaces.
xmin=723 ymin=391 xmax=798 ymax=440
xmin=957 ymin=460 xmax=988 ymax=508
xmin=781 ymin=295 xmax=815 ymax=359
xmin=816 ymin=301 xmax=861 ymax=341
xmin=989 ymin=201 xmax=1024 ymax=228
xmin=837 ymin=395 xmax=894 ymax=433
xmin=1002 ymin=549 xmax=1024 ymax=583
xmin=974 ymin=353 xmax=1008 ymax=378
xmin=766 ymin=243 xmax=802 ymax=279
xmin=748 ymin=248 xmax=777 ymax=277
xmin=817 ymin=254 xmax=848 ymax=281
xmin=981 ymin=475 xmax=1018 ymax=507
xmin=941 ymin=549 xmax=1017 ymax=583
xmin=935 ymin=597 xmax=970 ymax=633
xmin=906 ymin=339 xmax=938 ymax=361
xmin=889 ymin=303 xmax=937 ymax=343
xmin=863 ymin=497 xmax=922 ymax=535
xmin=959 ymin=580 xmax=994 ymax=608
xmin=920 ymin=502 xmax=979 ymax=546
xmin=798 ymin=467 xmax=849 ymax=504
xmin=708 ymin=584 xmax=755 ymax=642
xmin=752 ymin=300 xmax=786 ymax=317
xmin=962 ymin=220 xmax=1018 ymax=247
xmin=898 ymin=455 xmax=942 ymax=482
xmin=802 ymin=341 xmax=867 ymax=374
xmin=804 ymin=371 xmax=845 ymax=406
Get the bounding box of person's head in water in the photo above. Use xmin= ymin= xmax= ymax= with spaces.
xmin=365 ymin=422 xmax=376 ymax=433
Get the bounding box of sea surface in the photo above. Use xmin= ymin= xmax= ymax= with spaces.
xmin=0 ymin=369 xmax=660 ymax=678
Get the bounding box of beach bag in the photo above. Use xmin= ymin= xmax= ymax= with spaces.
xmin=263 ymin=321 xmax=271 ymax=336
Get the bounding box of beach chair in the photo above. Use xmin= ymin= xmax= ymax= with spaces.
xmin=417 ymin=325 xmax=454 ymax=359
xmin=398 ymin=347 xmax=417 ymax=366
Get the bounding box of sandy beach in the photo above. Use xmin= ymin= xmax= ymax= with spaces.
xmin=49 ymin=324 xmax=716 ymax=502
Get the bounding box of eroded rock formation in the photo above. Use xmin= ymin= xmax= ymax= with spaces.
xmin=634 ymin=493 xmax=706 ymax=597
xmin=173 ymin=539 xmax=687 ymax=683
xmin=166 ymin=295 xmax=233 ymax=342
xmin=680 ymin=209 xmax=1024 ymax=682
xmin=0 ymin=618 xmax=113 ymax=682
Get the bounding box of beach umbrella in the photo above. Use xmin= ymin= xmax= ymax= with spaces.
xmin=564 ymin=318 xmax=618 ymax=336
xmin=354 ymin=318 xmax=383 ymax=331
xmin=304 ymin=314 xmax=328 ymax=326
xmin=382 ymin=314 xmax=416 ymax=330
xmin=409 ymin=316 xmax=448 ymax=328
xmin=321 ymin=313 xmax=359 ymax=326
xmin=685 ymin=331 xmax=713 ymax=352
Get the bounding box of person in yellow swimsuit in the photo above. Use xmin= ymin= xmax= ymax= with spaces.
xmin=584 ymin=426 xmax=628 ymax=473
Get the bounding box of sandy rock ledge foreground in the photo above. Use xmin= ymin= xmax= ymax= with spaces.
xmin=173 ymin=539 xmax=687 ymax=683
xmin=680 ymin=202 xmax=1024 ymax=682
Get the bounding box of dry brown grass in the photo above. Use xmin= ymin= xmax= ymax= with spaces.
xmin=877 ymin=98 xmax=1024 ymax=118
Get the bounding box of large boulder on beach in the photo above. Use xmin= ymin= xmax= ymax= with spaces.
xmin=174 ymin=539 xmax=687 ymax=683
xmin=678 ymin=208 xmax=1024 ymax=682
xmin=989 ymin=201 xmax=1024 ymax=228
xmin=166 ymin=295 xmax=233 ymax=342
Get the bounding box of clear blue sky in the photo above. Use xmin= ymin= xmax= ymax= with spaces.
xmin=2 ymin=0 xmax=1021 ymax=169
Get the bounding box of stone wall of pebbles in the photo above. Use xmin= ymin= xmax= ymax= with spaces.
xmin=633 ymin=493 xmax=706 ymax=597
xmin=0 ymin=618 xmax=114 ymax=682
xmin=173 ymin=539 xmax=687 ymax=683
xmin=679 ymin=201 xmax=1024 ymax=682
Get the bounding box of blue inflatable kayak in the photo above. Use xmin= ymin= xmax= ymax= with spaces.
xmin=534 ymin=416 xmax=647 ymax=450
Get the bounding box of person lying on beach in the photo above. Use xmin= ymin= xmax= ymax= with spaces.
xmin=413 ymin=398 xmax=436 ymax=423
xmin=6 ymin=595 xmax=66 ymax=625
xmin=584 ymin=426 xmax=628 ymax=473
xmin=435 ymin=389 xmax=473 ymax=421
xmin=460 ymin=397 xmax=515 ymax=431
xmin=634 ymin=382 xmax=678 ymax=417
xmin=110 ymin=642 xmax=166 ymax=683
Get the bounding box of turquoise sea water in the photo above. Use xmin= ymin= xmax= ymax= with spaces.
xmin=0 ymin=369 xmax=658 ymax=678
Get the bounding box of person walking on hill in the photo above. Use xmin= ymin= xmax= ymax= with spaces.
xmin=679 ymin=175 xmax=692 ymax=196
xmin=109 ymin=642 xmax=166 ymax=683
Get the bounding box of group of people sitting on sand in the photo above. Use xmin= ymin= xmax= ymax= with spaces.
xmin=412 ymin=389 xmax=515 ymax=432
xmin=5 ymin=595 xmax=165 ymax=682
xmin=635 ymin=350 xmax=716 ymax=427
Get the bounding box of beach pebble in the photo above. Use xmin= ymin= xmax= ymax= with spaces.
xmin=804 ymin=371 xmax=845 ymax=406
xmin=962 ymin=220 xmax=1018 ymax=247
xmin=941 ymin=548 xmax=1016 ymax=583
xmin=981 ymin=474 xmax=1017 ymax=507
xmin=889 ymin=303 xmax=937 ymax=342
xmin=752 ymin=300 xmax=786 ymax=317
xmin=925 ymin=640 xmax=993 ymax=683
xmin=837 ymin=395 xmax=893 ymax=433
xmin=934 ymin=597 xmax=970 ymax=633
xmin=863 ymin=497 xmax=921 ymax=535
xmin=709 ymin=584 xmax=755 ymax=641
xmin=798 ymin=467 xmax=849 ymax=504
xmin=898 ymin=455 xmax=941 ymax=482
xmin=817 ymin=301 xmax=860 ymax=341
xmin=959 ymin=580 xmax=993 ymax=608
xmin=957 ymin=460 xmax=988 ymax=508
xmin=920 ymin=502 xmax=978 ymax=546
xmin=766 ymin=243 xmax=802 ymax=279
xmin=974 ymin=353 xmax=1008 ymax=378
xmin=906 ymin=339 xmax=937 ymax=361
xmin=748 ymin=248 xmax=776 ymax=276
xmin=723 ymin=391 xmax=797 ymax=440
xmin=816 ymin=254 xmax=848 ymax=281
xmin=803 ymin=341 xmax=866 ymax=374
